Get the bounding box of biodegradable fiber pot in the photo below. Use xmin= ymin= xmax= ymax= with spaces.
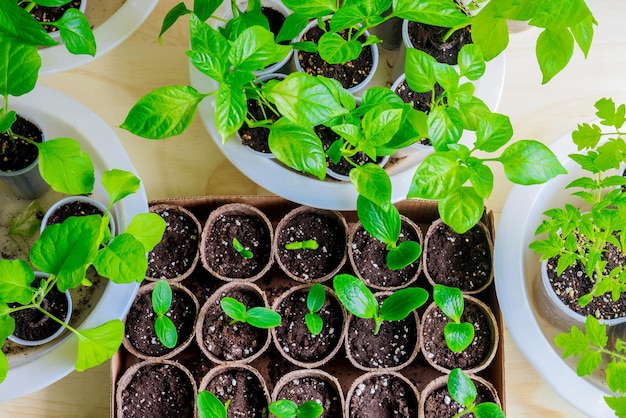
xmin=199 ymin=363 xmax=270 ymax=418
xmin=271 ymin=284 xmax=346 ymax=368
xmin=344 ymin=291 xmax=420 ymax=372
xmin=423 ymin=218 xmax=494 ymax=294
xmin=200 ymin=203 xmax=274 ymax=282
xmin=419 ymin=373 xmax=502 ymax=417
xmin=145 ymin=204 xmax=201 ymax=282
xmin=115 ymin=359 xmax=197 ymax=418
xmin=272 ymin=369 xmax=345 ymax=418
xmin=122 ymin=281 xmax=199 ymax=360
xmin=273 ymin=206 xmax=348 ymax=283
xmin=195 ymin=281 xmax=272 ymax=364
xmin=420 ymin=295 xmax=499 ymax=374
xmin=348 ymin=215 xmax=423 ymax=290
xmin=346 ymin=370 xmax=420 ymax=418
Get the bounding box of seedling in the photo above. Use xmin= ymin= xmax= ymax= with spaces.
xmin=232 ymin=237 xmax=253 ymax=259
xmin=221 ymin=296 xmax=282 ymax=329
xmin=152 ymin=279 xmax=178 ymax=349
xmin=447 ymin=368 xmax=505 ymax=418
xmin=333 ymin=273 xmax=428 ymax=335
xmin=305 ymin=283 xmax=325 ymax=336
xmin=269 ymin=399 xmax=323 ymax=418
xmin=433 ymin=284 xmax=475 ymax=353
xmin=285 ymin=240 xmax=319 ymax=250
xmin=197 ymin=390 xmax=230 ymax=418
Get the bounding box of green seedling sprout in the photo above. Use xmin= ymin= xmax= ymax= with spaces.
xmin=152 ymin=279 xmax=178 ymax=349
xmin=197 ymin=390 xmax=231 ymax=418
xmin=285 ymin=239 xmax=319 ymax=250
xmin=305 ymin=283 xmax=326 ymax=335
xmin=221 ymin=296 xmax=282 ymax=329
xmin=269 ymin=399 xmax=323 ymax=418
xmin=433 ymin=284 xmax=475 ymax=353
xmin=232 ymin=237 xmax=253 ymax=259
xmin=333 ymin=273 xmax=427 ymax=335
xmin=447 ymin=368 xmax=505 ymax=418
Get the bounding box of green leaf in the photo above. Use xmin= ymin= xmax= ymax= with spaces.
xmin=356 ymin=195 xmax=399 ymax=247
xmin=433 ymin=284 xmax=464 ymax=322
xmin=572 ymin=122 xmax=602 ymax=150
xmin=154 ymin=315 xmax=178 ymax=348
xmin=607 ymin=362 xmax=626 ymax=393
xmin=380 ymin=287 xmax=428 ymax=321
xmin=530 ymin=0 xmax=592 ymax=29
xmin=330 ymin=0 xmax=390 ymax=32
xmin=439 ymin=187 xmax=484 ymax=234
xmin=0 ymin=308 xmax=16 ymax=342
xmin=318 ymin=32 xmax=362 ymax=64
xmin=458 ymin=44 xmax=486 ymax=81
xmin=93 ymin=234 xmax=148 ymax=284
xmin=570 ymin=13 xmax=595 ymax=58
xmin=276 ymin=13 xmax=311 ymax=43
xmin=458 ymin=97 xmax=491 ymax=131
xmin=193 ymin=0 xmax=222 ymax=21
xmin=221 ymin=297 xmax=247 ymax=323
xmin=475 ymin=113 xmax=513 ymax=152
xmin=268 ymin=119 xmax=326 ymax=180
xmin=0 ymin=110 xmax=16 ymax=133
xmin=9 ymin=200 xmax=44 ymax=238
xmin=0 ymin=259 xmax=35 ymax=305
xmin=466 ymin=159 xmax=494 ymax=199
xmin=350 ymin=164 xmax=392 ymax=209
xmin=499 ymin=140 xmax=567 ymax=185
xmin=269 ymin=399 xmax=298 ymax=418
xmin=404 ymin=48 xmax=437 ymax=93
xmin=585 ymin=315 xmax=608 ymax=347
xmin=595 ymin=97 xmax=626 ymax=129
xmin=305 ymin=312 xmax=324 ymax=335
xmin=392 ymin=0 xmax=471 ymax=28
xmin=333 ymin=274 xmax=378 ymax=319
xmin=158 ymin=2 xmax=191 ymax=41
xmin=434 ymin=63 xmax=459 ymax=92
xmin=473 ymin=402 xmax=506 ymax=418
xmin=197 ymin=390 xmax=228 ymax=418
xmin=386 ymin=240 xmax=422 ymax=271
xmin=152 ymin=280 xmax=172 ymax=315
xmin=0 ymin=41 xmax=40 ymax=97
xmin=245 ymin=306 xmax=282 ymax=329
xmin=101 ymin=169 xmax=140 ymax=207
xmin=577 ymin=350 xmax=602 ymax=376
xmin=408 ymin=152 xmax=464 ymax=200
xmin=124 ymin=212 xmax=167 ymax=252
xmin=188 ymin=15 xmax=230 ymax=81
xmin=75 ymin=320 xmax=124 ymax=371
xmin=0 ymin=2 xmax=56 ymax=47
xmin=229 ymin=26 xmax=291 ymax=72
xmin=280 ymin=0 xmax=338 ymax=16
xmin=536 ymin=28 xmax=574 ymax=84
xmin=605 ymin=396 xmax=626 ymax=418
xmin=471 ymin=6 xmax=509 ymax=61
xmin=52 ymin=9 xmax=96 ymax=56
xmin=428 ymin=106 xmax=464 ymax=151
xmin=214 ymin=82 xmax=247 ymax=141
xmin=444 ymin=322 xmax=475 ymax=353
xmin=37 ymin=138 xmax=95 ymax=195
xmin=298 ymin=400 xmax=324 ymax=418
xmin=307 ymin=283 xmax=326 ymax=313
xmin=121 ymin=86 xmax=208 ymax=139
xmin=362 ymin=108 xmax=403 ymax=146
xmin=448 ymin=368 xmax=477 ymax=408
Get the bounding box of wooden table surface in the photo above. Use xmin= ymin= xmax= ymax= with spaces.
xmin=2 ymin=0 xmax=625 ymax=416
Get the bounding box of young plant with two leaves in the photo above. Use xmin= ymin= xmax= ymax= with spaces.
xmin=0 ymin=169 xmax=167 ymax=384
xmin=444 ymin=368 xmax=505 ymax=418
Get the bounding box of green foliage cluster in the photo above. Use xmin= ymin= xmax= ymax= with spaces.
xmin=446 ymin=368 xmax=505 ymax=418
xmin=433 ymin=284 xmax=475 ymax=353
xmin=221 ymin=296 xmax=282 ymax=328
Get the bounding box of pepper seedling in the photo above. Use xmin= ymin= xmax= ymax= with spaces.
xmin=285 ymin=239 xmax=319 ymax=250
xmin=333 ymin=273 xmax=428 ymax=335
xmin=232 ymin=237 xmax=253 ymax=259
xmin=305 ymin=283 xmax=326 ymax=335
xmin=152 ymin=279 xmax=178 ymax=349
xmin=433 ymin=284 xmax=475 ymax=353
xmin=221 ymin=296 xmax=282 ymax=329
xmin=447 ymin=368 xmax=505 ymax=418
xmin=197 ymin=390 xmax=230 ymax=418
xmin=269 ymin=399 xmax=323 ymax=418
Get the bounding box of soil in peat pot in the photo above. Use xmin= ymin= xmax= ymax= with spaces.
xmin=203 ymin=366 xmax=269 ymax=418
xmin=274 ymin=373 xmax=343 ymax=418
xmin=10 ymin=283 xmax=68 ymax=342
xmin=406 ymin=20 xmax=472 ymax=65
xmin=422 ymin=377 xmax=498 ymax=418
xmin=0 ymin=115 xmax=43 ymax=172
xmin=23 ymin=0 xmax=82 ymax=34
xmin=348 ymin=373 xmax=419 ymax=418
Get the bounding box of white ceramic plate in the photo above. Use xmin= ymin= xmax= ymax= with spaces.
xmin=494 ymin=128 xmax=616 ymax=417
xmin=190 ymin=21 xmax=505 ymax=210
xmin=39 ymin=0 xmax=158 ymax=75
xmin=0 ymin=85 xmax=147 ymax=401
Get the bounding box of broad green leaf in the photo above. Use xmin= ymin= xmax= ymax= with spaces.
xmin=444 ymin=322 xmax=475 ymax=353
xmin=428 ymin=106 xmax=464 ymax=151
xmin=223 ymin=9 xmax=270 ymax=40
xmin=0 ymin=352 xmax=8 ymax=384
xmin=245 ymin=307 xmax=282 ymax=329
xmin=276 ymin=13 xmax=311 ymax=43
xmin=475 ymin=113 xmax=513 ymax=152
xmin=121 ymin=86 xmax=208 ymax=139
xmin=152 ymin=279 xmax=172 ymax=315
xmin=9 ymin=200 xmax=44 ymax=238
xmin=458 ymin=44 xmax=486 ymax=81
xmin=37 ymin=138 xmax=95 ymax=195
xmin=75 ymin=319 xmax=124 ymax=371
xmin=215 ymin=82 xmax=247 ymax=141
xmin=458 ymin=97 xmax=491 ymax=131
xmin=404 ymin=48 xmax=437 ymax=93
xmin=125 ymin=212 xmax=167 ymax=252
xmin=473 ymin=402 xmax=506 ymax=418
xmin=361 ymin=87 xmax=404 ymax=110
xmin=363 ymin=108 xmax=403 ymax=146
xmin=433 ymin=284 xmax=464 ymax=322
xmin=466 ymin=159 xmax=494 ymax=199
xmin=333 ymin=274 xmax=378 ymax=319
xmin=350 ymin=164 xmax=392 ymax=209
xmin=318 ymin=32 xmax=362 ymax=64
xmin=159 ymin=2 xmax=191 ymax=41
xmin=448 ymin=368 xmax=477 ymax=408
xmin=102 ymin=169 xmax=140 ymax=207
xmin=572 ymin=122 xmax=602 ymax=150
xmin=229 ymin=26 xmax=291 ymax=72
xmin=193 ymin=0 xmax=222 ymax=21
xmin=536 ymin=28 xmax=574 ymax=84
xmin=269 ymin=399 xmax=299 ymax=417
xmin=307 ymin=283 xmax=326 ymax=313
xmin=197 ymin=390 xmax=227 ymax=418
xmin=439 ymin=187 xmax=484 ymax=234
xmin=607 ymin=362 xmax=626 ymax=393
xmin=0 ymin=259 xmax=35 ymax=305
xmin=330 ymin=0 xmax=390 ymax=32
xmin=604 ymin=397 xmax=626 ymax=418
xmin=499 ymin=140 xmax=567 ymax=185
xmin=0 ymin=111 xmax=16 ymax=133
xmin=188 ymin=15 xmax=230 ymax=81
xmin=298 ymin=400 xmax=324 ymax=418
xmin=154 ymin=316 xmax=178 ymax=348
xmin=0 ymin=2 xmax=56 ymax=47
xmin=268 ymin=119 xmax=326 ymax=180
xmin=380 ymin=287 xmax=428 ymax=321
xmin=356 ymin=195 xmax=400 ymax=247
xmin=570 ymin=13 xmax=595 ymax=58
xmin=386 ymin=240 xmax=422 ymax=271
xmin=392 ymin=0 xmax=471 ymax=28
xmin=280 ymin=0 xmax=338 ymax=16
xmin=577 ymin=350 xmax=602 ymax=376
xmin=408 ymin=152 xmax=464 ymax=199
xmin=0 ymin=41 xmax=40 ymax=97
xmin=434 ymin=63 xmax=459 ymax=91
xmin=529 ymin=0 xmax=592 ymax=29
xmin=305 ymin=312 xmax=324 ymax=335
xmin=221 ymin=297 xmax=248 ymax=322
xmin=0 ymin=309 xmax=15 ymax=343
xmin=52 ymin=9 xmax=96 ymax=56
xmin=595 ymin=97 xmax=626 ymax=129
xmin=93 ymin=234 xmax=148 ymax=284
xmin=585 ymin=315 xmax=608 ymax=347
xmin=471 ymin=6 xmax=509 ymax=61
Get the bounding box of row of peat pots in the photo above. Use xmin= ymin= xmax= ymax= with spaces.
xmin=113 ymin=196 xmax=503 ymax=418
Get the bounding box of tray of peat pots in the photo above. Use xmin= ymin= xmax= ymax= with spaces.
xmin=111 ymin=195 xmax=505 ymax=418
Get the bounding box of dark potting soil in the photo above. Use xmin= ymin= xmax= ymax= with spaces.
xmin=394 ymin=79 xmax=445 ymax=114
xmin=347 ymin=295 xmax=418 ymax=369
xmin=406 ymin=20 xmax=472 ymax=65
xmin=275 ymin=374 xmax=342 ymax=418
xmin=124 ymin=286 xmax=196 ymax=357
xmin=204 ymin=368 xmax=269 ymax=418
xmin=349 ymin=374 xmax=418 ymax=417
xmin=200 ymin=288 xmax=268 ymax=361
xmin=204 ymin=212 xmax=272 ymax=279
xmin=425 ymin=222 xmax=492 ymax=292
xmin=0 ymin=115 xmax=43 ymax=172
xmin=317 ymin=125 xmax=381 ymax=177
xmin=298 ymin=22 xmax=374 ymax=90
xmin=350 ymin=221 xmax=421 ymax=288
xmin=24 ymin=0 xmax=82 ymax=34
xmin=423 ymin=379 xmax=497 ymax=417
xmin=147 ymin=207 xmax=199 ymax=280
xmin=10 ymin=283 xmax=68 ymax=341
xmin=238 ymin=97 xmax=278 ymax=154
xmin=262 ymin=5 xmax=288 ymax=45
xmin=421 ymin=299 xmax=494 ymax=370
xmin=546 ymin=242 xmax=626 ymax=320
xmin=45 ymin=200 xmax=104 ymax=226
xmin=119 ymin=363 xmax=195 ymax=418
xmin=276 ymin=211 xmax=346 ymax=280
xmin=274 ymin=288 xmax=344 ymax=363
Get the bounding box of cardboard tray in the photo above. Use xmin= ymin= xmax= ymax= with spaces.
xmin=111 ymin=195 xmax=505 ymax=416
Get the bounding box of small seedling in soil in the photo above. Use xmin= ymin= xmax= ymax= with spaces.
xmin=285 ymin=239 xmax=319 ymax=250
xmin=232 ymin=237 xmax=253 ymax=259
xmin=433 ymin=284 xmax=475 ymax=353
xmin=152 ymin=279 xmax=177 ymax=349
xmin=305 ymin=283 xmax=326 ymax=335
xmin=333 ymin=273 xmax=427 ymax=334
xmin=197 ymin=390 xmax=230 ymax=418
xmin=447 ymin=368 xmax=505 ymax=418
xmin=221 ymin=296 xmax=282 ymax=329
xmin=269 ymin=399 xmax=323 ymax=418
